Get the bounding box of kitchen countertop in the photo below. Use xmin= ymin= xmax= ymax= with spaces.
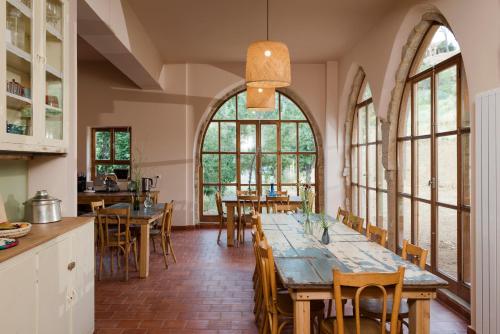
xmin=0 ymin=217 xmax=93 ymax=264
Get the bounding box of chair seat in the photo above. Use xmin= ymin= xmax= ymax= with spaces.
xmin=320 ymin=317 xmax=387 ymax=334
xmin=359 ymin=298 xmax=409 ymax=317
xmin=276 ymin=293 xmax=324 ymax=316
xmin=109 ymin=232 xmax=136 ymax=246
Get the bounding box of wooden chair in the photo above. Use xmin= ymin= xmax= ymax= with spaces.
xmin=237 ymin=189 xmax=257 ymax=196
xmin=320 ymin=267 xmax=406 ymax=334
xmin=266 ymin=195 xmax=290 ymax=213
xmin=348 ymin=214 xmax=364 ymax=233
xmin=336 ymin=207 xmax=349 ymax=224
xmin=150 ymin=201 xmax=177 ymax=268
xmin=91 ymin=200 xmax=105 ymax=213
xmin=237 ymin=194 xmax=261 ymax=246
xmin=359 ymin=241 xmax=428 ymax=333
xmin=366 ymin=224 xmax=387 ymax=247
xmin=215 ymin=191 xmax=238 ymax=244
xmin=96 ymin=207 xmax=138 ymax=281
xmin=136 ymin=191 xmax=159 ymax=204
xmin=259 ymin=239 xmax=325 ymax=334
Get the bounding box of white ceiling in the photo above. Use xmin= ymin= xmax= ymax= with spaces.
xmin=126 ymin=0 xmax=402 ymax=63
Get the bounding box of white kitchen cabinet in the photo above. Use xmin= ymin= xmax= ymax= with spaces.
xmin=0 ymin=0 xmax=69 ymax=153
xmin=0 ymin=220 xmax=94 ymax=334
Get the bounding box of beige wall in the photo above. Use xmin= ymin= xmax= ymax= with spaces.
xmin=77 ymin=61 xmax=330 ymax=226
xmin=0 ymin=161 xmax=28 ymax=221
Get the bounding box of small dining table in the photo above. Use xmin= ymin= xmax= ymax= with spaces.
xmin=83 ymin=202 xmax=165 ymax=278
xmin=261 ymin=212 xmax=448 ymax=334
xmin=222 ymin=195 xmax=302 ymax=247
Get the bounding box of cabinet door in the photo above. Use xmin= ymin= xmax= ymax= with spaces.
xmin=70 ymin=223 xmax=95 ymax=334
xmin=37 ymin=236 xmax=72 ymax=334
xmin=0 ymin=253 xmax=37 ymax=334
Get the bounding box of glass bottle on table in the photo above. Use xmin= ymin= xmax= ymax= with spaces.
xmin=143 ymin=191 xmax=153 ymax=209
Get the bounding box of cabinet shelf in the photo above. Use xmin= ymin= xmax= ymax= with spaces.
xmin=6 ymin=0 xmax=31 ymax=18
xmin=6 ymin=43 xmax=32 ymax=75
xmin=7 ymin=91 xmax=32 ymax=109
xmin=46 ymin=25 xmax=62 ymax=41
xmin=46 ymin=64 xmax=63 ymax=79
xmin=45 ymin=104 xmax=62 ymax=114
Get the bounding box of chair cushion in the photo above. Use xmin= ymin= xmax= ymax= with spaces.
xmin=276 ymin=293 xmax=324 ymax=316
xmin=359 ymin=298 xmax=409 ymax=317
xmin=320 ymin=317 xmax=388 ymax=334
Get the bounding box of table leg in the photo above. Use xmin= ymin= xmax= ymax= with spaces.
xmin=139 ymin=224 xmax=150 ymax=278
xmin=294 ymin=300 xmax=311 ymax=334
xmin=226 ymin=205 xmax=235 ymax=247
xmin=408 ymin=299 xmax=430 ymax=334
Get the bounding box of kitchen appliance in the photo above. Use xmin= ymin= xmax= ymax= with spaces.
xmin=24 ymin=190 xmax=62 ymax=224
xmin=142 ymin=177 xmax=154 ymax=192
xmin=77 ymin=173 xmax=86 ymax=192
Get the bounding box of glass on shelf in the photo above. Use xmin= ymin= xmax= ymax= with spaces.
xmin=45 ymin=72 xmax=63 ymax=140
xmin=46 ymin=0 xmax=63 ymax=35
xmin=6 ymin=2 xmax=32 ymax=54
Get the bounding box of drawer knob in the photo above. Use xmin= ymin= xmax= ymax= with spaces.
xmin=67 ymin=261 xmax=76 ymax=271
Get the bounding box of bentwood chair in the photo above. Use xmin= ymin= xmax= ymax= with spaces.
xmin=266 ymin=195 xmax=291 ymax=213
xmin=96 ymin=207 xmax=139 ymax=281
xmin=336 ymin=207 xmax=349 ymax=224
xmin=236 ymin=194 xmax=261 ymax=246
xmin=359 ymin=240 xmax=428 ymax=333
xmin=320 ymin=267 xmax=406 ymax=334
xmin=347 ymin=214 xmax=364 ymax=234
xmin=150 ymin=201 xmax=176 ymax=269
xmin=259 ymin=239 xmax=325 ymax=334
xmin=366 ymin=224 xmax=388 ymax=247
xmin=215 ymin=191 xmax=238 ymax=244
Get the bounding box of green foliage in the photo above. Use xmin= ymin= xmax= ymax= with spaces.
xmin=114 ymin=131 xmax=130 ymax=160
xmin=281 ymin=95 xmax=305 ymax=120
xmin=95 ymin=131 xmax=110 ymax=160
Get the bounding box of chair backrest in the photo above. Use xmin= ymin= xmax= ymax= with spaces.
xmin=275 ymin=190 xmax=287 ymax=195
xmin=237 ymin=195 xmax=261 ymax=217
xmin=366 ymin=224 xmax=387 ymax=247
xmin=160 ymin=201 xmax=175 ymax=236
xmin=332 ymin=267 xmax=405 ymax=334
xmin=348 ymin=214 xmax=364 ymax=233
xmin=215 ymin=191 xmax=224 ymax=217
xmin=336 ymin=207 xmax=349 ymax=224
xmin=96 ymin=207 xmax=131 ymax=246
xmin=252 ymin=213 xmax=264 ymax=237
xmin=237 ymin=189 xmax=257 ymax=196
xmin=266 ymin=195 xmax=290 ymax=213
xmin=91 ymin=200 xmax=105 ymax=213
xmin=402 ymin=240 xmax=428 ymax=269
xmin=258 ymin=240 xmax=279 ymax=330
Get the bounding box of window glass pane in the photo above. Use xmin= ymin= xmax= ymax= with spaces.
xmin=462 ymin=211 xmax=471 ymax=284
xmin=437 ymin=135 xmax=457 ymax=205
xmin=361 ymin=83 xmax=372 ymax=101
xmin=351 ymin=186 xmax=358 ymax=216
xmin=415 ymin=78 xmax=431 ymax=136
xmin=399 ymin=96 xmax=411 ymax=138
xmin=377 ymin=144 xmax=386 ymax=190
xmin=416 ymin=139 xmax=431 ymax=200
xmin=377 ymin=119 xmax=382 ymax=141
xmin=240 ymin=124 xmax=256 ymax=152
xmin=351 ymin=146 xmax=358 ymax=184
xmin=416 ymin=201 xmax=431 ymax=265
xmin=368 ymin=145 xmax=376 ymax=187
xmin=368 ymin=189 xmax=377 ymax=226
xmin=359 ymin=187 xmax=366 ymax=220
xmin=95 ymin=130 xmax=111 ymax=160
xmin=398 ymin=140 xmax=411 ymax=194
xmin=281 ymin=122 xmax=297 ymax=152
xmin=281 ymin=185 xmax=297 ymax=196
xmin=281 ymin=154 xmax=297 ymax=183
xmin=416 ymin=26 xmax=460 ymax=74
xmin=352 ymin=113 xmax=358 ymax=145
xmin=240 ymin=154 xmax=257 ymax=185
xmin=221 ymin=185 xmax=236 ymax=197
xmin=299 ymin=154 xmax=315 ymax=184
xmin=359 ymin=146 xmax=366 ymax=186
xmin=438 ymin=206 xmax=457 ymax=279
xmin=436 ymin=66 xmax=457 ymax=132
xmin=399 ymin=196 xmax=412 ymax=247
xmin=96 ymin=164 xmax=129 ymax=176
xmin=261 ymin=154 xmax=277 ymax=184
xmin=299 ymin=123 xmax=315 ymax=152
xmin=213 ymin=96 xmax=236 ymax=120
xmin=203 ymin=185 xmax=218 ymax=215
xmin=202 ymin=123 xmax=218 ymax=152
xmin=358 ymin=107 xmax=366 ymax=144
xmin=380 ymin=191 xmax=388 ymax=230
xmin=462 ymin=134 xmax=471 ymax=206
xmin=202 ymin=154 xmax=218 ymax=183
xmin=261 ymin=124 xmax=277 ymax=152
xmin=238 ymin=91 xmax=278 ymax=120
xmin=114 ymin=131 xmax=130 ymax=160
xmin=220 ymin=122 xmax=236 ymax=152
xmin=220 ymin=154 xmax=236 ymax=184
xmin=367 ymin=103 xmax=376 ymax=143
xmin=281 ymin=95 xmax=306 ymax=120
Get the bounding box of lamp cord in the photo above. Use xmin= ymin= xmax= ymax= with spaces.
xmin=266 ymin=0 xmax=269 ymax=40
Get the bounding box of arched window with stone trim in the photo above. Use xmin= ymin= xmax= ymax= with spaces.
xmin=350 ymin=81 xmax=388 ymax=229
xmin=396 ymin=25 xmax=470 ymax=301
xmin=199 ymin=90 xmax=319 ymax=221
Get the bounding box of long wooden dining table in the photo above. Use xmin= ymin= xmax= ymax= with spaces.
xmin=222 ymin=195 xmax=302 ymax=247
xmin=82 ymin=203 xmax=164 ymax=278
xmin=261 ymin=212 xmax=448 ymax=334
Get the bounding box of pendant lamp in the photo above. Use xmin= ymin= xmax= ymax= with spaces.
xmin=247 ymin=87 xmax=275 ymax=111
xmin=245 ymin=0 xmax=291 ymax=88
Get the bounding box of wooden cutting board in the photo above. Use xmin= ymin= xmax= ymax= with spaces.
xmin=0 ymin=194 xmax=7 ymax=222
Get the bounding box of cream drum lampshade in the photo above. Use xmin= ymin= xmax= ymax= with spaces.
xmin=245 ymin=40 xmax=291 ymax=88
xmin=246 ymin=87 xmax=276 ymax=111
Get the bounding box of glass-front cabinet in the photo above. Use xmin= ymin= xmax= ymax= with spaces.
xmin=0 ymin=0 xmax=68 ymax=152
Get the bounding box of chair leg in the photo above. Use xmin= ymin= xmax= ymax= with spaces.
xmin=217 ymin=219 xmax=223 ymax=244
xmin=168 ymin=237 xmax=177 ymax=263
xmin=98 ymin=246 xmax=104 ymax=281
xmin=161 ymin=235 xmax=169 ymax=269
xmin=110 ymin=248 xmax=114 ymax=274
xmin=116 ymin=249 xmax=121 ymax=269
xmin=133 ymin=242 xmax=139 ymax=271
xmin=124 ymin=246 xmax=129 ymax=282
xmin=151 ymin=236 xmax=157 ymax=253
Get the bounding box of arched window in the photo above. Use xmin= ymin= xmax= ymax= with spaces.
xmin=350 ymin=81 xmax=387 ymax=229
xmin=397 ymin=25 xmax=470 ymax=300
xmin=200 ymin=90 xmax=318 ymax=220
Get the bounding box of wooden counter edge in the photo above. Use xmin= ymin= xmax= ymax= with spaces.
xmin=0 ymin=217 xmax=93 ymax=264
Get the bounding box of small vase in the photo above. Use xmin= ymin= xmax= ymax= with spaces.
xmin=321 ymin=228 xmax=330 ymax=245
xmin=304 ymin=217 xmax=311 ymax=235
xmin=133 ymin=193 xmax=140 ymax=210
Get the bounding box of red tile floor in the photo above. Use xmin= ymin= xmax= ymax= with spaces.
xmin=95 ymin=229 xmax=468 ymax=334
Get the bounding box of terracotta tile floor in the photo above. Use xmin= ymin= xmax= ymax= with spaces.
xmin=95 ymin=229 xmax=468 ymax=334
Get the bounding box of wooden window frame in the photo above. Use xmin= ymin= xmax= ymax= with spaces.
xmin=91 ymin=127 xmax=132 ymax=180
xmin=199 ymin=91 xmax=319 ymax=222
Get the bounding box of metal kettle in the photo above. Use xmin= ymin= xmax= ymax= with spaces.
xmin=24 ymin=190 xmax=62 ymax=224
xmin=141 ymin=177 xmax=154 ymax=192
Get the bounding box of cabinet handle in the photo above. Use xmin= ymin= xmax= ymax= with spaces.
xmin=67 ymin=261 xmax=76 ymax=271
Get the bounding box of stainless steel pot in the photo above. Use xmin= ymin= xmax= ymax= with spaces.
xmin=24 ymin=190 xmax=62 ymax=224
